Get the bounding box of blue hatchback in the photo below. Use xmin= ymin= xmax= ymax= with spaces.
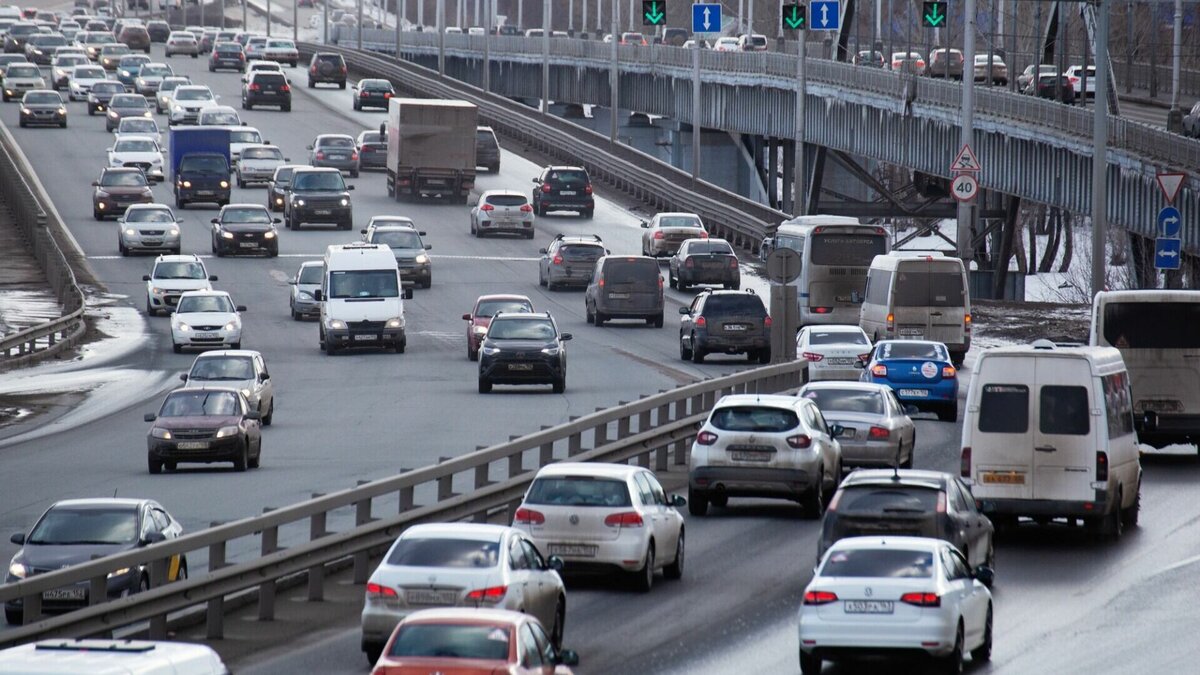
xmin=861 ymin=339 xmax=959 ymax=421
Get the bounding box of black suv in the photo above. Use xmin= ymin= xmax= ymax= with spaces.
xmin=147 ymin=20 xmax=171 ymax=43
xmin=532 ymin=165 xmax=594 ymax=218
xmin=678 ymin=289 xmax=771 ymax=363
xmin=286 ymin=167 xmax=354 ymax=230
xmin=478 ymin=312 xmax=572 ymax=394
xmin=476 ymin=126 xmax=501 ymax=173
xmin=307 ymin=52 xmax=347 ymax=89
xmin=243 ymin=71 xmax=291 ymax=110
xmin=538 ymin=233 xmax=606 ymax=290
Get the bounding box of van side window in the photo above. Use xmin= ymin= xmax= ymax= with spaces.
xmin=1101 ymin=372 xmax=1134 ymax=438
xmin=978 ymin=384 xmax=1029 ymax=433
xmin=1039 ymin=386 xmax=1090 ymax=435
xmin=865 ymin=270 xmax=891 ymax=304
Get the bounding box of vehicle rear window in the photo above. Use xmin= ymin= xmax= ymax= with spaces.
xmin=476 ymin=130 xmax=497 ymax=144
xmin=559 ymin=245 xmax=603 ymax=261
xmin=808 ymin=330 xmax=869 ymax=346
xmin=811 ymin=233 xmax=888 ymax=266
xmin=836 ymin=486 xmax=939 ymax=515
xmin=476 ymin=299 xmax=532 ymax=317
xmin=255 ymin=73 xmax=286 ymax=86
xmin=319 ymin=136 xmax=353 ymax=147
xmin=485 ymin=194 xmax=527 ymax=207
xmin=388 ymin=624 xmax=509 ymax=660
xmin=877 ymin=342 xmax=946 ymax=360
xmin=359 ymin=131 xmax=382 ymax=144
xmin=546 ymin=169 xmax=587 ymax=185
xmin=687 ymin=241 xmax=734 ymax=255
xmin=658 ymin=216 xmax=702 ymax=229
xmin=978 ymin=384 xmax=1029 ymax=433
xmin=821 ymin=548 xmax=934 ymax=578
xmin=709 ymin=406 xmax=800 ymax=432
xmin=603 ymin=259 xmax=660 ymax=284
xmin=1039 ymin=385 xmax=1089 ymax=436
xmin=893 ymin=270 xmax=965 ymax=307
xmin=525 ymin=477 xmax=632 ymax=507
xmin=1102 ymin=302 xmax=1200 ymax=349
xmin=702 ymin=295 xmax=767 ymax=316
xmin=386 ymin=538 xmax=500 ymax=568
xmin=242 ymin=147 xmax=282 ymax=160
xmin=800 ymin=389 xmax=883 ymax=415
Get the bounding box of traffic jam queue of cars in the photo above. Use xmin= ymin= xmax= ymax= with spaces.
xmin=0 ymin=13 xmax=1184 ymax=674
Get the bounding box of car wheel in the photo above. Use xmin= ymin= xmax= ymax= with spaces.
xmin=585 ymin=303 xmax=594 ymax=324
xmin=653 ymin=312 xmax=664 ymax=328
xmin=631 ymin=544 xmax=654 ymax=592
xmin=1121 ymin=485 xmax=1140 ymax=528
xmin=148 ymin=457 xmax=162 ymax=474
xmin=663 ymin=531 xmax=684 ymax=580
xmin=237 ymin=175 xmax=245 ymax=188
xmin=395 ymin=339 xmax=406 ymax=354
xmin=938 ymin=402 xmax=958 ymax=422
xmin=940 ymin=622 xmax=964 ymax=675
xmin=687 ymin=487 xmax=708 ymax=515
xmin=552 ymin=376 xmax=565 ymax=394
xmin=364 ymin=645 xmax=382 ymax=665
xmin=350 ymin=170 xmax=359 ymax=178
xmin=971 ymin=606 xmax=993 ymax=662
xmin=119 ymin=241 xmax=127 ymax=256
xmin=467 ymin=345 xmax=478 ymax=361
xmin=1103 ymin=489 xmax=1124 ymax=539
xmin=551 ymin=598 xmax=566 ymax=650
xmin=690 ymin=336 xmax=705 ymax=363
xmin=353 ymin=100 xmax=360 ymax=111
xmin=900 ymin=442 xmax=914 ymax=468
xmin=248 ymin=443 xmax=261 ymax=468
xmin=93 ymin=209 xmax=103 ymax=221
xmin=583 ymin=208 xmax=594 ymax=219
xmin=679 ymin=335 xmax=693 ymax=361
xmin=233 ymin=442 xmax=248 ymax=472
xmin=804 ymin=470 xmax=825 ymax=519
xmin=478 ymin=377 xmax=492 ymax=394
xmin=282 ymin=104 xmax=291 ymax=112
xmin=172 ymin=343 xmax=182 ymax=354
xmin=799 ymin=651 xmax=822 ymax=675
xmin=262 ymin=400 xmax=274 ymax=426
xmin=757 ymin=349 xmax=771 ymax=364
xmin=594 ymin=311 xmax=606 ymax=326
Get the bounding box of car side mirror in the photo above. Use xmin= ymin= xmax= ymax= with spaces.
xmin=283 ymin=157 xmax=290 ymax=161
xmin=1142 ymin=410 xmax=1159 ymax=432
xmin=140 ymin=531 xmax=166 ymax=546
xmin=973 ymin=565 xmax=995 ymax=587
xmin=91 ymin=180 xmax=99 ymax=186
xmin=359 ymin=228 xmax=367 ymax=234
xmin=259 ymin=372 xmax=269 ymax=382
xmin=208 ymin=275 xmax=218 ymax=282
xmin=557 ymin=649 xmax=580 ymax=667
xmin=403 ymin=288 xmax=414 ymax=300
xmin=424 ymin=244 xmax=432 ymax=250
xmin=210 ymin=217 xmax=219 ymax=224
xmin=10 ymin=532 xmax=25 ymax=546
xmin=245 ymin=410 xmax=262 ymax=420
xmin=546 ymin=555 xmax=564 ymax=572
xmin=106 ymin=147 xmax=113 ymax=152
xmin=531 ymin=177 xmax=540 ymax=184
xmin=288 ymin=279 xmax=297 ymax=285
xmin=272 ymin=218 xmax=281 ymax=224
xmin=853 ymin=360 xmax=866 ymax=369
xmin=305 ymin=144 xmax=313 ymax=149
xmin=560 ymin=333 xmax=572 ymax=341
xmin=143 ymin=274 xmax=152 ymax=281
xmin=829 ymin=424 xmax=845 ymax=439
xmin=313 ymin=289 xmax=323 ymax=301
xmin=850 ymin=290 xmax=863 ymax=304
xmin=236 ymin=305 xmax=247 ymax=312
xmin=178 ymin=373 xmax=188 ymax=382
xmin=671 ymin=494 xmax=687 ymax=508
xmin=640 ymin=221 xmax=649 ymax=228
xmin=143 ymin=413 xmax=156 ymax=422
xmin=678 ymin=306 xmax=690 ymax=314
xmin=345 ymin=185 xmax=354 ymax=190
xmin=539 ymin=248 xmax=548 ymax=254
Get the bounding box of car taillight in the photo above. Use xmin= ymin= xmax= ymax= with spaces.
xmin=248 ymin=83 xmax=259 ymax=91
xmin=513 ymin=507 xmax=544 ymax=525
xmin=365 ymin=582 xmax=397 ymax=598
xmin=803 ymin=590 xmax=838 ymax=605
xmin=964 ymin=313 xmax=971 ymax=334
xmin=729 ymin=258 xmax=739 ymax=268
xmin=552 ymin=254 xmax=563 ymax=265
xmin=340 ymin=66 xmax=347 ymax=74
xmin=936 ymin=491 xmax=947 ymax=513
xmin=309 ymin=66 xmax=317 ymax=73
xmin=917 ymin=59 xmax=926 ymax=68
xmin=584 ymin=184 xmax=592 ymax=195
xmin=350 ymin=152 xmax=358 ymax=160
xmin=657 ymin=275 xmax=664 ymax=288
xmin=698 ymin=231 xmax=709 ymax=238
xmin=787 ymin=434 xmax=812 ymax=449
xmin=901 ymin=592 xmax=940 ymax=607
xmin=604 ymin=512 xmax=644 ymax=527
xmin=942 ymin=366 xmax=956 ymax=378
xmin=384 ymin=92 xmax=392 ymax=98
xmin=961 ymin=447 xmax=971 ymax=477
xmin=540 ymin=183 xmax=550 ymax=193
xmin=519 ymin=204 xmax=533 ymax=213
xmin=870 ymin=364 xmax=887 ymax=377
xmin=891 ymin=60 xmax=900 ymax=68
xmin=802 ymin=352 xmax=824 ymax=362
xmin=811 ymin=307 xmax=832 ymax=314
xmin=858 ymin=352 xmax=871 ymax=362
xmin=869 ymin=426 xmax=890 ymax=439
xmin=1096 ymin=451 xmax=1109 ymax=482
xmin=695 ymin=430 xmax=718 ymax=445
xmin=480 ymin=203 xmax=494 ymax=212
xmin=653 ymin=230 xmax=664 ymax=239
xmin=684 ymin=258 xmax=693 ymax=268
xmin=280 ymin=84 xmax=289 ymax=92
xmin=695 ymin=316 xmax=706 ymax=328
xmin=886 ymin=312 xmax=894 ymax=332
xmin=315 ymin=151 xmax=324 ymax=160
xmin=827 ymin=490 xmax=842 ymax=512
xmin=466 ymin=585 xmax=507 ymax=602
xmin=763 ymin=316 xmax=772 ymax=328
xmin=360 ymin=90 xmax=369 ymax=97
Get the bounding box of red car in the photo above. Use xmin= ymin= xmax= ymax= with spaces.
xmin=463 ymin=294 xmax=533 ymax=361
xmin=371 ymin=608 xmax=578 ymax=675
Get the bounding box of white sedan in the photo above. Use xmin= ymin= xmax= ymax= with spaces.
xmin=170 ymin=290 xmax=244 ymax=353
xmin=796 ymin=324 xmax=873 ymax=382
xmin=712 ymin=36 xmax=740 ymax=52
xmin=113 ymin=116 xmax=162 ymax=146
xmin=512 ymin=463 xmax=685 ymax=592
xmin=235 ymin=144 xmax=287 ymax=187
xmin=107 ymin=135 xmax=165 ymax=181
xmin=67 ymin=64 xmax=108 ymax=101
xmin=798 ymin=536 xmax=993 ymax=674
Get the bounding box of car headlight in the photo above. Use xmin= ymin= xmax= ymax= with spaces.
xmin=481 ymin=345 xmax=501 ymax=356
xmin=106 ymin=567 xmax=130 ymax=579
xmin=219 ymin=180 xmax=229 ymax=189
xmin=150 ymin=427 xmax=172 ymax=439
xmin=181 ymin=180 xmax=192 ymax=188
xmin=124 ymin=228 xmax=136 ymax=236
xmin=339 ymin=198 xmax=349 ymax=206
xmin=176 ymin=322 xmax=190 ymax=332
xmin=295 ymin=199 xmax=305 ymax=207
xmin=143 ymin=111 xmax=152 ymax=118
xmin=107 ymin=110 xmax=117 ymax=118
xmin=221 ymin=231 xmax=234 ymax=239
xmin=472 ymin=326 xmax=487 ymax=334
xmin=541 ymin=346 xmax=561 ymax=356
xmin=414 ymin=253 xmax=429 ymax=264
xmin=263 ymin=231 xmax=275 ymax=239
xmin=297 ymin=291 xmax=314 ymax=300
xmin=215 ymin=425 xmax=240 ymax=438
xmin=327 ymin=319 xmax=346 ymax=330
xmin=168 ymin=227 xmax=180 ymax=237
xmin=385 ymin=318 xmax=403 ymax=329
xmin=173 ymin=104 xmax=183 ymax=112
xmin=274 ymin=196 xmax=283 ymax=204
xmin=8 ymin=561 xmax=27 ymax=579
xmin=120 ymin=70 xmax=130 ymax=76
xmin=19 ymin=107 xmax=29 ymax=114
xmin=151 ymin=287 xmax=165 ymax=295
xmin=57 ymin=107 xmax=65 ymax=115
xmin=224 ymin=320 xmax=239 ymax=331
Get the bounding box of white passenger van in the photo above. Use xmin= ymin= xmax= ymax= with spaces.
xmin=757 ymin=215 xmax=890 ymax=327
xmin=858 ymin=251 xmax=971 ymax=364
xmin=314 ymin=243 xmax=412 ymax=356
xmin=1090 ymin=290 xmax=1200 ymax=449
xmin=961 ymin=341 xmax=1141 ymax=537
xmin=0 ymin=638 xmax=229 ymax=674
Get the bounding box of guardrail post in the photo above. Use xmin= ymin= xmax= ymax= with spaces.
xmin=206 ymin=535 xmax=226 ymax=639
xmin=22 ymin=592 xmax=41 ymax=625
xmin=148 ymin=557 xmax=168 ymax=639
xmin=308 ymin=558 xmax=325 ymax=602
xmin=259 ymin=508 xmax=279 ymax=620
xmin=399 ymin=478 xmax=415 ymax=513
xmin=568 ymin=431 xmax=582 ymax=457
xmin=593 ymin=420 xmax=609 ymax=449
xmin=538 ymin=440 xmax=553 ymax=468
xmin=352 ymin=489 xmax=375 ymax=582
xmin=638 ymin=408 xmax=652 ymax=435
xmin=88 ymin=575 xmax=106 ymax=607
xmin=617 ymin=412 xmax=632 ymax=439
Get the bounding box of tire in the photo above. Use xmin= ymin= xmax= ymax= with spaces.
xmin=585 ymin=303 xmax=594 ymax=324
xmin=940 ymin=623 xmax=964 ymax=675
xmin=237 ymin=175 xmax=245 ymax=188
xmin=231 ymin=342 xmax=241 ymax=350
xmin=148 ymin=457 xmax=162 ymax=474
xmin=757 ymin=349 xmax=771 ymax=364
xmin=687 ymin=487 xmax=708 ymax=516
xmin=938 ymin=401 xmax=958 ymax=422
xmin=550 ymin=598 xmax=566 ymax=650
xmin=690 ymin=336 xmax=705 ymax=363
xmin=1121 ymin=485 xmax=1140 ymax=528
xmin=552 ymin=376 xmax=565 ymax=394
xmin=804 ymin=471 xmax=825 ymax=519
xmin=468 ymin=346 xmax=478 ymax=361
xmin=1103 ymin=490 xmax=1124 ymax=539
xmin=339 ymin=81 xmax=346 ymax=90
xmin=631 ymin=544 xmax=654 ymax=593
xmin=652 ymin=312 xmax=664 ymax=328
xmin=594 ymin=311 xmax=606 ymax=327
xmin=119 ymin=241 xmax=128 ymax=256
xmin=970 ymin=606 xmax=993 ymax=662
xmin=395 ymin=339 xmax=406 ymax=354
xmin=233 ymin=442 xmax=248 ymax=472
xmin=663 ymin=531 xmax=684 ymax=580
xmin=709 ymin=492 xmax=728 ymax=508
xmin=900 ymin=442 xmax=915 ymax=468
xmin=679 ymin=335 xmax=693 ymax=361
xmin=478 ymin=377 xmax=492 ymax=394
xmin=350 ymin=170 xmax=359 ymax=178
xmin=248 ymin=441 xmax=261 ymax=468
xmin=164 ymin=461 xmax=176 ymax=471
xmin=282 ymin=104 xmax=291 ymax=112
xmin=799 ymin=651 xmax=822 ymax=675
xmin=364 ymin=645 xmax=382 ymax=665
xmin=353 ymin=100 xmax=360 ymax=111
xmin=262 ymin=400 xmax=273 ymax=426
xmin=582 ymin=208 xmax=594 ymax=219
xmin=172 ymin=343 xmax=182 ymax=354
xmin=93 ymin=209 xmax=103 ymax=221
xmin=146 ymin=299 xmax=157 ymax=317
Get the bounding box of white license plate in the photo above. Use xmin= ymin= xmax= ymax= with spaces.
xmin=828 ymin=357 xmax=855 ymax=365
xmin=194 ymin=333 xmax=218 ymax=339
xmin=559 ymin=190 xmax=577 ymax=196
xmin=313 ymin=209 xmax=331 ymax=215
xmin=899 ymin=328 xmax=923 ymax=336
xmin=549 ymin=544 xmax=597 ymax=557
xmin=42 ymin=588 xmax=85 ymax=601
xmin=239 ymin=242 xmax=257 ymax=248
xmin=405 ymin=589 xmax=458 ymax=605
xmin=353 ymin=334 xmax=377 ymax=341
xmin=176 ymin=441 xmax=209 ymax=450
xmin=844 ymin=600 xmax=894 ymax=614
xmin=730 ymin=450 xmax=772 ymax=462
xmin=608 ymin=292 xmax=630 ymax=299
xmin=508 ymin=363 xmax=534 ymax=371
xmin=897 ymin=389 xmax=929 ymax=397
xmin=328 ymin=154 xmax=345 ymax=160
xmin=196 ymin=191 xmax=214 ymax=196
xmin=724 ymin=324 xmax=748 ymax=331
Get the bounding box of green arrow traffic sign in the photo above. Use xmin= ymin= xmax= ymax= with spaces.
xmin=782 ymin=3 xmax=807 ymax=31
xmin=642 ymin=0 xmax=665 ymax=26
xmin=922 ymin=1 xmax=947 ymax=28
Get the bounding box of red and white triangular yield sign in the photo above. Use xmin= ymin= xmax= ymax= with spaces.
xmin=1156 ymin=172 xmax=1185 ymax=204
xmin=950 ymin=144 xmax=981 ymax=173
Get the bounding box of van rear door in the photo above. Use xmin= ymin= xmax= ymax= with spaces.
xmin=973 ymin=356 xmax=1036 ymax=500
xmin=601 ymin=258 xmax=662 ymax=314
xmin=1032 ymin=359 xmax=1096 ymax=502
xmin=891 ymin=259 xmax=967 ymax=345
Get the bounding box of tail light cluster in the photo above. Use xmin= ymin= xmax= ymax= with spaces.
xmin=942 ymin=365 xmax=957 ymax=379
xmin=513 ymin=507 xmax=544 ymax=525
xmin=551 ymin=254 xmax=563 ymax=265
xmin=540 ymin=183 xmax=551 ymax=193
xmin=694 ymin=316 xmax=707 ymax=328
xmin=248 ymin=83 xmax=259 ymax=91
xmin=519 ymin=204 xmax=533 ymax=213
xmin=480 ymin=203 xmax=495 ymax=212
xmin=811 ymin=306 xmax=831 ymax=314
xmin=763 ymin=316 xmax=772 ymax=328
xmin=870 ymin=364 xmax=888 ymax=377
xmin=964 ymin=313 xmax=972 ymax=334
xmin=729 ymin=258 xmax=739 ymax=269
xmin=653 ymin=231 xmax=664 ymax=239
xmin=803 ymin=590 xmax=838 ymax=605
xmin=885 ymin=312 xmax=895 ymax=333
xmin=604 ymin=512 xmax=644 ymax=528
xmin=466 ymin=585 xmax=507 ymax=602
xmin=280 ymin=84 xmax=290 ymax=92
xmin=802 ymin=352 xmax=823 ymax=362
xmin=900 ymin=592 xmax=940 ymax=607
xmin=366 ymin=582 xmax=397 ymax=599
xmin=936 ymin=491 xmax=947 ymax=514
xmin=1096 ymin=451 xmax=1109 ymax=481
xmin=315 ymin=151 xmax=325 ymax=160
xmin=868 ymin=426 xmax=890 ymax=439
xmin=786 ymin=434 xmax=812 ymax=449
xmin=695 ymin=430 xmax=718 ymax=445
xmin=583 ymin=184 xmax=593 ymax=195
xmin=961 ymin=446 xmax=971 ymax=477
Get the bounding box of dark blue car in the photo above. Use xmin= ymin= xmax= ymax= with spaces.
xmin=861 ymin=339 xmax=959 ymax=421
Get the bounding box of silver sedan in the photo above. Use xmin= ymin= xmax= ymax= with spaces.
xmin=117 ymin=203 xmax=180 ymax=256
xmin=798 ymin=381 xmax=917 ymax=470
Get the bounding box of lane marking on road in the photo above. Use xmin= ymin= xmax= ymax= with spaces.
xmin=88 ymin=254 xmax=540 ymax=262
xmin=1155 ymin=552 xmax=1200 ymax=577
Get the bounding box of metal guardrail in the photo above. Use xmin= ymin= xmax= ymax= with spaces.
xmin=0 ymin=360 xmax=804 ymax=646
xmin=0 ymin=121 xmax=86 ymax=370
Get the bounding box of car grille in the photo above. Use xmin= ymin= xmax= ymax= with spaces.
xmin=300 ymin=197 xmax=343 ymax=209
xmin=140 ymin=229 xmax=166 ymax=236
xmin=172 ymin=429 xmax=215 ymax=440
xmin=191 ymin=324 xmax=223 ymax=331
xmin=111 ymin=193 xmax=143 ymax=202
xmin=348 ymin=320 xmax=385 ymax=333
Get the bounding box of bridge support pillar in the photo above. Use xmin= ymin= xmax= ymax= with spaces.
xmin=781 ymin=140 xmax=795 ymax=214
xmin=767 ymin=140 xmax=780 ymax=209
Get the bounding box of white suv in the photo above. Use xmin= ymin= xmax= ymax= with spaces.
xmin=689 ymin=394 xmax=844 ymax=518
xmin=142 ymin=254 xmax=216 ymax=316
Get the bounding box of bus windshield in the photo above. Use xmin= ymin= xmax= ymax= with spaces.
xmin=1101 ymin=302 xmax=1200 ymax=349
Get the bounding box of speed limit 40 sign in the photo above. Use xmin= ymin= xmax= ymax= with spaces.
xmin=951 ymin=174 xmax=978 ymax=203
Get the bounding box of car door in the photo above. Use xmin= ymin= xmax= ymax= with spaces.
xmin=506 ymin=535 xmax=535 ymax=616
xmin=254 ymin=354 xmax=273 ymax=412
xmin=632 ymin=473 xmax=668 ymax=553
xmin=517 ymin=622 xmax=550 ymax=674
xmin=804 ymin=402 xmax=840 ymax=484
xmin=645 ymin=472 xmax=682 ymax=559
xmin=149 ymin=507 xmax=184 ymax=581
xmin=519 ymin=538 xmax=555 ymax=627
xmin=1032 ymin=364 xmax=1094 ymax=503
xmin=528 ymin=621 xmax=560 ymax=674
xmin=944 ymin=480 xmax=976 ymax=564
xmin=954 ymin=478 xmax=992 ymax=566
xmin=946 ymin=546 xmax=988 ymax=644
xmin=679 ymin=295 xmax=700 ymax=344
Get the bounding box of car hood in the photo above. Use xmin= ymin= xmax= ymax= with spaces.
xmin=15 ymin=542 xmax=133 ymax=572
xmin=483 ymin=338 xmax=555 ymax=352
xmin=22 ymin=102 xmax=61 ymax=110
xmin=291 ymin=189 xmax=349 ymax=199
xmin=152 ymin=414 xmax=242 ymax=430
xmin=325 ymin=298 xmax=401 ymax=322
xmin=97 ymin=184 xmax=151 ymax=194
xmin=185 ymin=377 xmax=254 ymax=392
xmin=221 ymin=222 xmax=274 ymax=233
xmin=174 ymin=311 xmax=237 ymax=325
xmin=111 ymin=152 xmax=162 ymax=162
xmin=5 ymin=76 xmax=45 ymax=85
xmin=148 ymin=279 xmax=211 ymax=291
xmin=370 ymin=657 xmax=512 ymax=674
xmin=389 ymin=247 xmax=423 ymax=260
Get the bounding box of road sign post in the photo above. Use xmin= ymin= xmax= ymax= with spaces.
xmin=767 ymin=249 xmax=802 ymax=364
xmin=643 ymin=1 xmax=666 ymax=26
xmin=810 ymin=1 xmax=840 ymax=31
xmin=1153 ymin=172 xmax=1185 ymax=276
xmin=691 ymin=3 xmax=721 ymax=33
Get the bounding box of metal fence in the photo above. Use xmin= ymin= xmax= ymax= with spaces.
xmin=0 ymin=123 xmax=86 ymax=370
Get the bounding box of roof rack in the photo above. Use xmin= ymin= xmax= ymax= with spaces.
xmin=553 ymin=233 xmax=603 ymax=242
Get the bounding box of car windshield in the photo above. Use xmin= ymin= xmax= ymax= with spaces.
xmin=229 ymin=130 xmax=260 ymax=143
xmin=73 ymin=67 xmax=104 ymax=78
xmin=111 ymin=95 xmax=146 ymax=108
xmin=102 ymin=46 xmax=130 ymax=55
xmin=174 ymin=88 xmax=212 ymax=101
xmin=837 ymin=485 xmax=940 ymax=515
xmin=120 ymin=119 xmax=156 ymax=132
xmin=807 ymin=329 xmax=869 ymax=346
xmin=800 ymin=389 xmax=884 ymax=415
xmin=158 ymin=390 xmax=239 ymax=417
xmin=179 ymin=156 xmax=227 ymax=174
xmin=702 ymin=295 xmax=766 ymax=316
xmin=140 ymin=65 xmax=169 ymax=76
xmin=177 ymin=295 xmax=234 ymax=313
xmin=686 ymin=241 xmax=733 ymax=255
xmin=115 ymin=139 xmax=157 ymax=152
xmin=273 ymin=167 xmax=294 ymax=185
xmin=23 ymin=92 xmax=59 ymax=104
xmin=359 ymin=132 xmax=382 ymax=144
xmin=28 ymin=507 xmax=138 ymax=545
xmin=488 ymin=318 xmax=556 ymax=340
xmin=160 ymin=79 xmax=186 ymax=91
xmin=385 ymin=538 xmax=500 ymax=568
xmin=878 ymin=342 xmax=947 ymax=360
xmin=372 ymin=231 xmax=421 ymax=249
xmin=100 ymin=171 xmax=146 ymax=186
xmin=709 ymin=406 xmax=800 ymax=432
xmin=318 ymin=136 xmax=353 ymax=148
xmin=88 ymin=34 xmax=115 ymax=44
xmin=267 ymin=40 xmax=293 ymax=48
xmin=126 ymin=208 xmax=173 ymax=223
xmin=821 ymin=548 xmax=935 ymax=578
xmin=92 ymin=82 xmax=123 ymax=93
xmin=297 ymin=265 xmax=322 ymax=284
xmin=328 ymin=270 xmax=398 ymax=299
xmin=291 ymin=172 xmax=344 ymax=190
xmin=242 ymin=147 xmax=282 ymax=160
xmin=6 ymin=65 xmax=39 ymax=77
xmin=189 ymin=356 xmax=253 ymax=381
xmin=387 ymin=624 xmax=510 ymax=660
xmin=525 ymin=476 xmax=632 ymax=507
xmin=476 ymin=299 xmax=532 ymax=318
xmin=154 ymin=261 xmax=206 ymax=279
xmin=118 ymin=56 xmax=148 ymax=67
xmin=222 ymin=208 xmax=271 ymax=224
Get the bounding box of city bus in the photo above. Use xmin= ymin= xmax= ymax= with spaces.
xmin=1090 ymin=290 xmax=1200 ymax=449
xmin=759 ymin=215 xmax=890 ymax=327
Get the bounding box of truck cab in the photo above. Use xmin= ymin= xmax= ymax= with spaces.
xmin=170 ymin=126 xmax=232 ymax=209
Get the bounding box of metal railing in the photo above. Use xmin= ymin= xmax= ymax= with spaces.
xmin=0 ymin=121 xmax=86 ymax=370
xmin=0 ymin=360 xmax=804 ymax=646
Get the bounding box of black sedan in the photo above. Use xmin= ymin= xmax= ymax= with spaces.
xmin=5 ymin=498 xmax=186 ymax=625
xmin=668 ymin=237 xmax=740 ymax=290
xmin=87 ymin=81 xmax=127 ymax=116
xmin=211 ymin=204 xmax=280 ymax=257
xmin=355 ymin=129 xmax=387 ymax=170
xmin=18 ymin=90 xmax=67 ymax=128
xmin=267 ymin=164 xmax=297 ymax=212
xmin=478 ymin=312 xmax=571 ymax=394
xmin=144 ymin=387 xmax=263 ymax=473
xmin=351 ymin=77 xmax=394 ymax=110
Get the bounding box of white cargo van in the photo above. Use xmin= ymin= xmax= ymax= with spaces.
xmin=314 ymin=243 xmax=412 ymax=356
xmin=960 ymin=341 xmax=1141 ymax=537
xmin=0 ymin=638 xmax=229 ymax=674
xmin=1090 ymin=290 xmax=1200 ymax=449
xmin=858 ymin=251 xmax=971 ymax=364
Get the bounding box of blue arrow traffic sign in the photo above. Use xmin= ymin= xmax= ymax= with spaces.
xmin=810 ymin=1 xmax=841 ymax=31
xmin=1155 ymin=237 xmax=1182 ymax=270
xmin=1157 ymin=206 xmax=1181 ymax=238
xmin=692 ymin=3 xmax=721 ymax=33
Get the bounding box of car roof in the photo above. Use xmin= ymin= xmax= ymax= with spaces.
xmin=477 ymin=294 xmax=531 ymax=302
xmin=805 ymin=324 xmax=866 ymax=333
xmin=155 ymin=254 xmax=202 ymax=262
xmin=113 ymin=134 xmax=158 ymax=143
xmin=221 ymin=202 xmax=269 ymax=210
xmin=481 ymin=189 xmax=525 ymax=198
xmin=403 ymin=607 xmax=529 ymax=626
xmin=102 ymin=166 xmax=145 ymax=173
xmin=876 ymin=339 xmax=947 ymax=349
xmin=294 ymin=166 xmax=342 ymax=173
xmin=534 ymin=462 xmax=642 ymax=480
xmin=315 ymin=133 xmax=354 ymax=141
xmin=840 ymin=469 xmax=950 ymax=490
xmin=48 ymin=498 xmax=148 ymax=510
xmin=193 ymin=349 xmax=260 ymax=359
xmin=825 ymin=535 xmax=947 ymax=552
xmin=654 ymin=212 xmax=702 ymax=219
xmin=800 ymin=381 xmax=891 ymax=394
xmin=713 ymin=393 xmax=804 ymax=410
xmin=369 ymin=225 xmax=419 ymax=235
xmin=401 ymin=522 xmax=512 ymax=540
xmin=492 ymin=311 xmax=551 ymax=322
xmin=545 ymin=165 xmax=585 ymax=171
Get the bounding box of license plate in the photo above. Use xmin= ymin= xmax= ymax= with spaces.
xmin=194 ymin=332 xmax=218 ymax=339
xmin=549 ymin=544 xmax=597 ymax=557
xmin=897 ymin=389 xmax=929 ymax=397
xmin=724 ymin=324 xmax=748 ymax=331
xmin=559 ymin=190 xmax=576 ymax=196
xmin=314 ymin=209 xmax=331 ymax=215
xmin=239 ymin=242 xmax=257 ymax=248
xmin=899 ymin=328 xmax=923 ymax=336
xmin=406 ymin=589 xmax=458 ymax=605
xmin=176 ymin=441 xmax=209 ymax=450
xmin=196 ymin=190 xmax=214 ymax=196
xmin=844 ymin=600 xmax=894 ymax=614
xmin=353 ymin=334 xmax=377 ymax=341
xmin=143 ymin=240 xmax=162 ymax=246
xmin=328 ymin=154 xmax=345 ymax=160
xmin=981 ymin=471 xmax=1026 ymax=485
xmin=509 ymin=363 xmax=534 ymax=371
xmin=42 ymin=588 xmax=85 ymax=601
xmin=827 ymin=357 xmax=855 ymax=365
xmin=608 ymin=292 xmax=630 ymax=299
xmin=730 ymin=450 xmax=772 ymax=462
